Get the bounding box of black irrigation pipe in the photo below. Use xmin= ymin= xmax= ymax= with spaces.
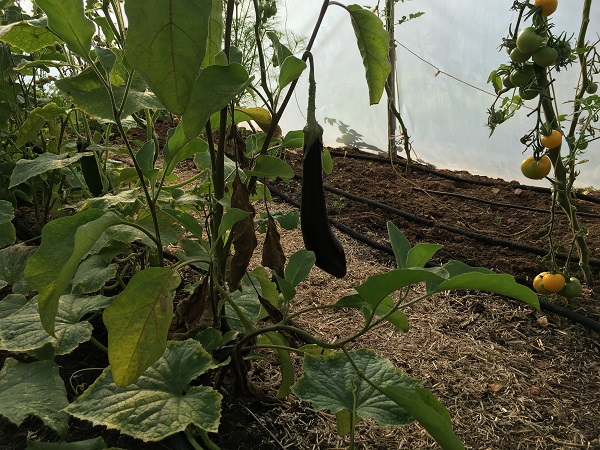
xmin=411 ymin=187 xmax=600 ymax=219
xmin=289 ymin=173 xmax=600 ymax=268
xmin=265 ymin=182 xmax=600 ymax=333
xmin=328 ymin=149 xmax=600 ymax=205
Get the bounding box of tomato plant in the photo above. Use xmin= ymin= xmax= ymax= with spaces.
xmin=521 ymin=155 xmax=551 ymax=179
xmin=533 ymin=272 xmax=566 ymax=294
xmin=487 ymin=0 xmax=596 ymax=287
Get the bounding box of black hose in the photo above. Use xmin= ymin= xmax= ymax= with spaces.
xmin=411 ymin=187 xmax=600 ymax=219
xmin=328 ymin=149 xmax=600 ymax=205
xmin=265 ymin=182 xmax=600 ymax=333
xmin=290 ymin=173 xmax=600 ymax=268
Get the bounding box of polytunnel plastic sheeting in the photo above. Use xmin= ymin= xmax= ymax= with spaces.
xmin=278 ymin=0 xmax=600 ymax=188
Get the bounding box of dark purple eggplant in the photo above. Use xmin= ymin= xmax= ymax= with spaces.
xmin=300 ymin=55 xmax=346 ymax=278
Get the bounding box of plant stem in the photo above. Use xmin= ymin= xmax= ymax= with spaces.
xmin=89 ymin=336 xmax=108 ymax=353
xmin=536 ymin=66 xmax=594 ymax=285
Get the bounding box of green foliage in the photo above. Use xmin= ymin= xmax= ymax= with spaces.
xmin=0 ymin=1 xmax=543 ymax=449
xmin=346 ymin=5 xmax=392 ymax=105
xmin=103 ymin=268 xmax=180 ymax=386
xmin=67 ymin=340 xmax=221 ymax=441
xmin=0 ymin=293 xmax=111 ymax=355
xmin=0 ymin=358 xmax=69 ymax=436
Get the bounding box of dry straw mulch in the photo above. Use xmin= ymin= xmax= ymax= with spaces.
xmin=220 ymin=220 xmax=600 ymax=450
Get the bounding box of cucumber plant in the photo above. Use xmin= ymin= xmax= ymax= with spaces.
xmin=0 ymin=1 xmax=539 ymax=449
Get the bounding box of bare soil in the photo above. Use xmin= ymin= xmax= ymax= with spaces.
xmin=1 ymin=139 xmax=600 ymax=450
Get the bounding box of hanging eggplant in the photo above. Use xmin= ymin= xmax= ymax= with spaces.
xmin=300 ymin=54 xmax=347 ymax=278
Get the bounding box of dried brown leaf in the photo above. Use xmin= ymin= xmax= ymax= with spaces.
xmin=262 ymin=216 xmax=286 ymax=278
xmin=230 ymin=174 xmax=257 ymax=289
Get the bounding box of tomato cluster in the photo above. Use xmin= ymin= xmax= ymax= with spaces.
xmin=533 ymin=272 xmax=582 ymax=298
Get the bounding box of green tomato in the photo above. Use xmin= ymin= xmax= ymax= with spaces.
xmin=558 ymin=277 xmax=582 ymax=298
xmin=517 ymin=27 xmax=544 ymax=54
xmin=503 ymin=75 xmax=515 ymax=89
xmin=519 ymin=86 xmax=539 ymax=100
xmin=510 ymin=47 xmax=531 ymax=63
xmin=510 ymin=64 xmax=536 ymax=87
xmin=586 ymin=82 xmax=598 ymax=94
xmin=533 ymin=46 xmax=558 ymax=67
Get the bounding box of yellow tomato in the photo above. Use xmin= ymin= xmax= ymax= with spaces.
xmin=542 ymin=273 xmax=566 ymax=293
xmin=521 ymin=155 xmax=552 ymax=180
xmin=534 ymin=0 xmax=558 ymax=17
xmin=533 ymin=272 xmax=551 ymax=295
xmin=540 ymin=130 xmax=562 ymax=149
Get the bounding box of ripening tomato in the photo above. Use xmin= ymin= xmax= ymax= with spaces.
xmin=541 ymin=273 xmax=566 ymax=293
xmin=534 ymin=0 xmax=558 ymax=17
xmin=558 ymin=277 xmax=582 ymax=298
xmin=540 ymin=129 xmax=562 ymax=148
xmin=521 ymin=155 xmax=552 ymax=179
xmin=533 ymin=272 xmax=551 ymax=295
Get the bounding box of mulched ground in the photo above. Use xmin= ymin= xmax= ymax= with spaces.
xmin=2 ymin=138 xmax=600 ymax=449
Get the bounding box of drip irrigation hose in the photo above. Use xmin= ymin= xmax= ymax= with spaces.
xmin=410 ymin=187 xmax=600 ymax=219
xmin=289 ymin=173 xmax=600 ymax=268
xmin=328 ymin=149 xmax=600 ymax=205
xmin=265 ymin=182 xmax=600 ymax=333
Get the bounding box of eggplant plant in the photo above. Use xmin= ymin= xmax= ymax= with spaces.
xmin=0 ymin=1 xmax=540 ymax=449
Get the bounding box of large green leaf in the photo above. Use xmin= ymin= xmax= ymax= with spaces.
xmin=36 ymin=0 xmax=95 ymax=58
xmin=124 ymin=0 xmax=212 ymax=114
xmin=379 ymin=386 xmax=465 ymax=450
xmin=55 ymin=70 xmax=164 ymax=122
xmin=66 ymin=340 xmax=221 ymax=441
xmin=0 ymin=358 xmax=69 ymax=436
xmin=346 ymin=5 xmax=391 ymax=105
xmin=0 ymin=18 xmax=61 ymax=53
xmin=245 ymin=155 xmax=294 ymax=182
xmin=165 ymin=64 xmax=251 ymax=156
xmin=223 ymin=274 xmax=262 ymax=333
xmin=279 ymin=56 xmax=306 ymax=90
xmin=203 ymin=0 xmax=223 ymax=67
xmin=25 ymin=210 xmax=121 ymax=334
xmin=9 ymin=152 xmax=87 ymax=188
xmin=0 ymin=294 xmax=111 ymax=355
xmin=431 ymin=269 xmax=540 ymax=309
xmin=284 ymin=249 xmax=315 ymax=287
xmin=0 ymin=244 xmax=35 ymax=294
xmin=103 ymin=267 xmax=180 ymax=386
xmin=0 ymin=199 xmax=15 ymax=248
xmin=387 ymin=222 xmax=411 ymax=269
xmin=354 ymin=268 xmax=445 ymax=307
xmin=293 ymin=349 xmax=422 ymax=427
xmin=15 ymin=103 xmax=68 ymax=148
xmin=72 ymin=249 xmax=120 ymax=294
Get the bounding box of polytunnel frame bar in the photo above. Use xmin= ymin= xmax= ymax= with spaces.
xmin=264 ymin=181 xmax=600 ymax=334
